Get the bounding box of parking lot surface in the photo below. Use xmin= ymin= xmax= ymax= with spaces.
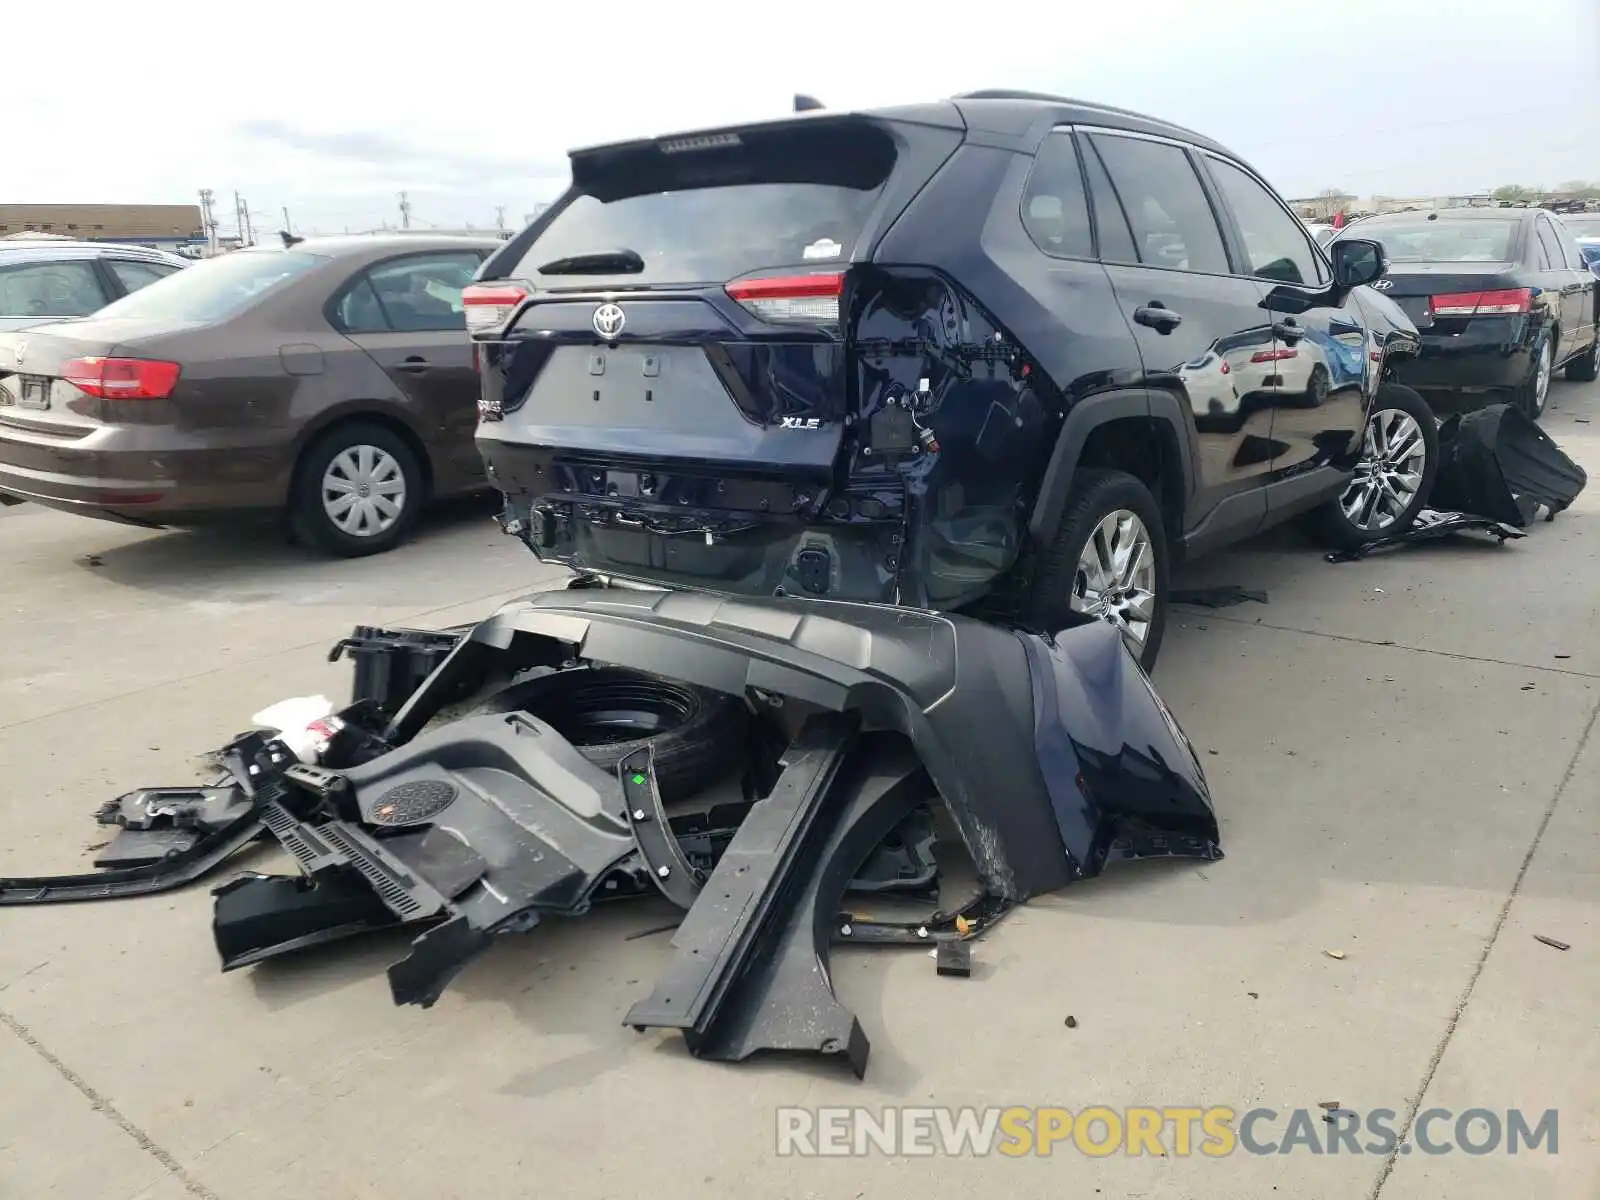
xmin=2 ymin=384 xmax=1597 ymax=1200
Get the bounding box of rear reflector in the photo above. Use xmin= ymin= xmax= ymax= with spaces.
xmin=1430 ymin=288 xmax=1533 ymax=317
xmin=726 ymin=272 xmax=843 ymax=324
xmin=462 ymin=283 xmax=531 ymax=334
xmin=62 ymin=357 xmax=181 ymax=400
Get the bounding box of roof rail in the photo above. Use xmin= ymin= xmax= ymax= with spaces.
xmin=952 ymin=89 xmax=1076 ymax=103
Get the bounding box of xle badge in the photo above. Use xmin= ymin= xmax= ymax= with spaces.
xmin=780 ymin=416 xmax=823 ymax=430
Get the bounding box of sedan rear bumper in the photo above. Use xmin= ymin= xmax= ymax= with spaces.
xmin=0 ymin=425 xmax=288 ymax=525
xmin=1389 ymin=316 xmax=1534 ymax=410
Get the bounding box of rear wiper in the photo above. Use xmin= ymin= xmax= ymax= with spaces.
xmin=536 ymin=249 xmax=645 ymax=275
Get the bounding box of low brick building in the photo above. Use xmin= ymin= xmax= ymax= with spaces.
xmin=0 ymin=204 xmax=205 ymax=248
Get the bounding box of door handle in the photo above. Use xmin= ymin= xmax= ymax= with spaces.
xmin=1133 ymin=303 xmax=1183 ymax=333
xmin=1271 ymin=319 xmax=1306 ymax=343
xmin=395 ymin=356 xmax=431 ymax=373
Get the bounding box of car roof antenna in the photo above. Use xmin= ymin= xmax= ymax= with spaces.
xmin=279 ymin=229 xmax=305 ymax=248
xmin=794 ymin=94 xmax=825 ymax=112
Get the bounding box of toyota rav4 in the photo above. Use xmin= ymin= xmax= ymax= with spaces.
xmin=465 ymin=91 xmax=1429 ymax=669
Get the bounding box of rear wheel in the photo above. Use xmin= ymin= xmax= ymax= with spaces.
xmin=1313 ymin=383 xmax=1438 ymax=551
xmin=1023 ymin=468 xmax=1169 ymax=672
xmin=1564 ymin=335 xmax=1598 ymax=383
xmin=1515 ymin=333 xmax=1554 ymax=420
xmin=289 ymin=421 xmax=425 ymax=557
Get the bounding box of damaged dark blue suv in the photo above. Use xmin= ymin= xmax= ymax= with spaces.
xmin=467 ymin=91 xmax=1427 ymax=668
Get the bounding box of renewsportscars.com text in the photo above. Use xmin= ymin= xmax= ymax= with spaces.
xmin=775 ymin=1105 xmax=1559 ymax=1158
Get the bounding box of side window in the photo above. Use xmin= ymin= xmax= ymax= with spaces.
xmin=1205 ymin=157 xmax=1327 ymax=286
xmin=1533 ymin=231 xmax=1552 ymax=270
xmin=1081 ymin=140 xmax=1138 ymax=263
xmin=1547 ymin=219 xmax=1583 ymax=270
xmin=0 ymin=260 xmax=108 ymax=317
xmin=1087 ymin=134 xmax=1229 ymax=274
xmin=362 ymin=253 xmax=481 ymax=332
xmin=1020 ymin=132 xmax=1093 ymax=259
xmin=1534 ymin=220 xmax=1565 ymax=273
xmin=334 ymin=278 xmax=391 ymax=332
xmin=108 ymin=260 xmax=180 ymax=294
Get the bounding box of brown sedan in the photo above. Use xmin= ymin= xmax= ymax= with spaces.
xmin=0 ymin=234 xmax=502 ymax=555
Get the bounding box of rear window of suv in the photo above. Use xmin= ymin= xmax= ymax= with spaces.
xmin=92 ymin=248 xmax=327 ymax=323
xmin=514 ymin=120 xmax=899 ymax=289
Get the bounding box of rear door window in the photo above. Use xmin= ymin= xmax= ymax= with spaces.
xmin=352 ymin=252 xmax=482 ymax=332
xmin=1087 ymin=133 xmax=1230 ymax=274
xmin=1081 ymin=140 xmax=1139 ymax=263
xmin=1021 ymin=132 xmax=1093 ymax=259
xmin=0 ymin=260 xmax=108 ymax=317
xmin=1204 ymin=156 xmax=1328 ymax=285
xmin=515 ymin=120 xmax=899 ymax=289
xmin=1535 ymin=220 xmax=1566 ymax=273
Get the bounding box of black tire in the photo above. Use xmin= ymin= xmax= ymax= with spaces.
xmin=289 ymin=421 xmax=426 ymax=558
xmin=481 ymin=666 xmax=749 ymax=802
xmin=1022 ymin=468 xmax=1169 ymax=673
xmin=1514 ymin=330 xmax=1554 ymax=420
xmin=1564 ymin=334 xmax=1598 ymax=383
xmin=1312 ymin=382 xmax=1439 ymax=552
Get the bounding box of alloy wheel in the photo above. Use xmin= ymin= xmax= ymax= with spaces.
xmin=321 ymin=444 xmax=408 ymax=537
xmin=1340 ymin=408 xmax=1427 ymax=532
xmin=1531 ymin=340 xmax=1553 ymax=416
xmin=1069 ymin=509 xmax=1157 ymax=652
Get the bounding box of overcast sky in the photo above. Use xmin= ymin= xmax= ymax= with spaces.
xmin=14 ymin=0 xmax=1598 ymax=235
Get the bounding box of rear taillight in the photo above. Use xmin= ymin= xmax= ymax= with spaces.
xmin=62 ymin=357 xmax=180 ymax=400
xmin=1250 ymin=348 xmax=1299 ymax=363
xmin=462 ymin=283 xmax=530 ymax=334
xmin=1429 ymin=288 xmax=1533 ymax=317
xmin=726 ymin=272 xmax=843 ymax=324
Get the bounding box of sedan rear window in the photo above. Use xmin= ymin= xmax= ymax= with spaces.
xmin=1354 ymin=217 xmax=1519 ymax=263
xmin=92 ymin=248 xmax=327 ymax=323
xmin=514 ymin=120 xmax=898 ymax=288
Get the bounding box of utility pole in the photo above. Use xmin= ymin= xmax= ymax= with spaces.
xmin=198 ymin=188 xmax=218 ymax=256
xmin=233 ymin=190 xmax=245 ymax=245
xmin=495 ymin=205 xmax=506 ymax=231
xmin=398 ymin=191 xmax=412 ymax=230
xmin=281 ymin=206 xmax=292 ymax=235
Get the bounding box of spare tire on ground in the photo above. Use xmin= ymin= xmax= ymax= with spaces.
xmin=479 ymin=666 xmax=750 ymax=802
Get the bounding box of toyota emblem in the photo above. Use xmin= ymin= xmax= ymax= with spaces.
xmin=592 ymin=303 xmax=626 ymax=339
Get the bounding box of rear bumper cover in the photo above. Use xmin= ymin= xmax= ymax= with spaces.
xmin=1 ymin=587 xmax=1219 ymax=1076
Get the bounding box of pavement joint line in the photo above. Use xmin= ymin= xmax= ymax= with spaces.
xmin=1367 ymin=690 xmax=1600 ymax=1200
xmin=1187 ymin=610 xmax=1600 ymax=679
xmin=0 ymin=584 xmax=542 ymax=735
xmin=0 ymin=1005 xmax=222 ymax=1200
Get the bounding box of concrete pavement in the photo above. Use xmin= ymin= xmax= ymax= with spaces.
xmin=1 ymin=382 xmax=1596 ymax=1200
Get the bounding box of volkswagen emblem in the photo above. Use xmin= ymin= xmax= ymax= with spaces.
xmin=1372 ymin=279 xmax=1392 ymax=290
xmin=13 ymin=341 xmax=25 ymax=367
xmin=592 ymin=303 xmax=626 ymax=339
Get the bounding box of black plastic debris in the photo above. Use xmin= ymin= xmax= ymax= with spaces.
xmin=1431 ymin=404 xmax=1587 ymax=526
xmin=1326 ymin=509 xmax=1526 ymax=563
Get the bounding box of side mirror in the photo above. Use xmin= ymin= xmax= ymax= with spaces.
xmin=1331 ymin=238 xmax=1386 ymax=289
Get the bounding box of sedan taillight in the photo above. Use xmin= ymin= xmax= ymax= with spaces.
xmin=62 ymin=357 xmax=181 ymax=400
xmin=1429 ymin=288 xmax=1533 ymax=317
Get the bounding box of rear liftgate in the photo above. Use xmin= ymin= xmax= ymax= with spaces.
xmin=0 ymin=587 xmax=1221 ymax=1078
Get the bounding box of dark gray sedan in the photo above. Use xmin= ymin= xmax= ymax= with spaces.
xmin=0 ymin=234 xmax=501 ymax=556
